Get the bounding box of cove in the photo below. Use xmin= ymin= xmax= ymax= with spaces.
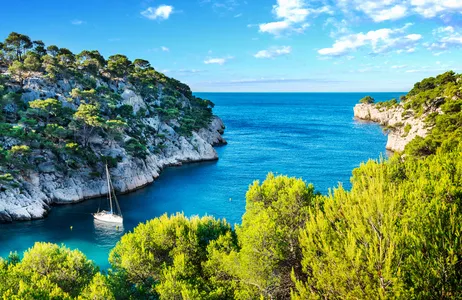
xmin=0 ymin=92 xmax=403 ymax=269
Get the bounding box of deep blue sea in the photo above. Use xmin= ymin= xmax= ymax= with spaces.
xmin=0 ymin=92 xmax=403 ymax=269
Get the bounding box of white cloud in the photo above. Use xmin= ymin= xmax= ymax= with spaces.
xmin=336 ymin=1 xmax=408 ymax=22
xmin=201 ymin=0 xmax=241 ymax=12
xmin=254 ymin=46 xmax=292 ymax=58
xmin=273 ymin=0 xmax=309 ymax=23
xmin=259 ymin=0 xmax=331 ymax=36
xmin=71 ymin=20 xmax=84 ymax=25
xmin=204 ymin=58 xmax=225 ymax=65
xmin=427 ymin=25 xmax=462 ymax=51
xmin=161 ymin=46 xmax=170 ymax=52
xmin=336 ymin=0 xmax=462 ymax=22
xmin=324 ymin=18 xmax=350 ymax=38
xmin=259 ymin=21 xmax=291 ymax=35
xmin=318 ymin=25 xmax=421 ymax=56
xmin=410 ymin=0 xmax=462 ymax=18
xmin=234 ymin=13 xmax=243 ymax=18
xmin=406 ymin=33 xmax=422 ymax=41
xmin=204 ymin=56 xmax=233 ymax=65
xmin=391 ymin=65 xmax=408 ymax=69
xmin=372 ymin=5 xmax=408 ymax=22
xmin=438 ymin=26 xmax=455 ymax=33
xmin=141 ymin=5 xmax=174 ymax=20
xmin=177 ymin=69 xmax=203 ymax=73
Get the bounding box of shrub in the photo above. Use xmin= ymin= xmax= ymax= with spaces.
xmin=359 ymin=95 xmax=375 ymax=104
xmin=403 ymin=123 xmax=412 ymax=136
xmin=124 ymin=138 xmax=148 ymax=159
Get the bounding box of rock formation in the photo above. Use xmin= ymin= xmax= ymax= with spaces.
xmin=0 ymin=76 xmax=226 ymax=223
xmin=353 ymin=103 xmax=432 ymax=152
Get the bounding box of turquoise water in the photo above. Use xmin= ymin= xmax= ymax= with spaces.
xmin=0 ymin=92 xmax=403 ymax=269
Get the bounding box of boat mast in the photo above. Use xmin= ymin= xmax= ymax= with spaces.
xmin=111 ymin=180 xmax=123 ymax=218
xmin=106 ymin=164 xmax=113 ymax=214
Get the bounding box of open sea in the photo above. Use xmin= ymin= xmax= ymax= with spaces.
xmin=0 ymin=92 xmax=403 ymax=269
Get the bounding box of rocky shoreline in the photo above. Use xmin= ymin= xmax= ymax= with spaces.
xmin=353 ymin=103 xmax=431 ymax=152
xmin=0 ymin=73 xmax=227 ymax=223
xmin=0 ymin=117 xmax=226 ymax=223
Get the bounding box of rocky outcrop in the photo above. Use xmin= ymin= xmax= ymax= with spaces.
xmin=354 ymin=103 xmax=432 ymax=152
xmin=0 ymin=76 xmax=226 ymax=223
xmin=0 ymin=116 xmax=225 ymax=222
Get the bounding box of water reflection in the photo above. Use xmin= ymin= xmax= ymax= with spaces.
xmin=93 ymin=220 xmax=125 ymax=247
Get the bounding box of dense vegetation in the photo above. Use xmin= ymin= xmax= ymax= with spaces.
xmin=404 ymin=71 xmax=462 ymax=157
xmin=359 ymin=71 xmax=462 ymax=157
xmin=1 ymin=64 xmax=461 ymax=297
xmin=0 ymin=32 xmax=214 ymax=187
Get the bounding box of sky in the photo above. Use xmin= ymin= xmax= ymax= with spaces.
xmin=0 ymin=0 xmax=461 ymax=92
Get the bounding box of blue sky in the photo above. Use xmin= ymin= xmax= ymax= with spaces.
xmin=1 ymin=0 xmax=461 ymax=92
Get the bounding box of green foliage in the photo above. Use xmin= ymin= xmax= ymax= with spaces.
xmin=1 ymin=144 xmax=462 ymax=299
xmin=408 ymin=71 xmax=457 ymax=97
xmin=403 ymin=123 xmax=412 ymax=137
xmin=403 ymin=74 xmax=462 ymax=156
xmin=47 ymin=45 xmax=59 ymax=57
xmin=101 ymin=155 xmax=119 ymax=168
xmin=73 ymin=104 xmax=104 ymax=147
xmin=293 ymin=147 xmax=462 ymax=299
xmin=76 ymin=50 xmax=106 ymax=75
xmin=8 ymin=61 xmax=26 ymax=82
xmin=44 ymin=123 xmax=70 ymax=141
xmin=4 ymin=32 xmax=32 ymax=61
xmin=70 ymin=88 xmax=98 ymax=104
xmin=42 ymin=54 xmax=59 ymax=80
xmin=0 ymin=173 xmax=14 ymax=181
xmin=360 ymin=95 xmax=375 ymax=104
xmin=1 ymin=243 xmax=98 ymax=298
xmin=109 ymin=213 xmax=234 ymax=299
xmin=210 ymin=174 xmax=317 ymax=299
xmin=23 ymin=52 xmax=41 ymax=71
xmin=32 ymin=40 xmax=47 ymax=57
xmin=9 ymin=145 xmax=30 ymax=155
xmin=0 ymin=69 xmax=461 ymax=299
xmin=403 ymin=71 xmax=460 ymax=116
xmin=65 ymin=142 xmax=79 ymax=153
xmin=29 ymin=98 xmax=62 ymax=125
xmin=124 ymin=138 xmax=147 ymax=159
xmin=0 ymin=31 xmax=219 ymax=199
xmin=115 ymin=104 xmax=134 ymax=119
xmin=74 ymin=104 xmax=102 ymax=127
xmin=375 ymin=98 xmax=398 ymax=109
xmin=107 ymin=54 xmax=132 ymax=78
xmin=78 ymin=273 xmax=115 ymax=300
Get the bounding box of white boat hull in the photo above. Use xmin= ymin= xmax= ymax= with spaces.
xmin=93 ymin=211 xmax=123 ymax=224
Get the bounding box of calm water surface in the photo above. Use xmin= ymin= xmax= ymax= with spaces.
xmin=0 ymin=92 xmax=403 ymax=269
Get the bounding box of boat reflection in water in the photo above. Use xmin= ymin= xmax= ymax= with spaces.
xmin=93 ymin=219 xmax=126 ymax=247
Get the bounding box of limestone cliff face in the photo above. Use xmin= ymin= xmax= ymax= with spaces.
xmin=354 ymin=103 xmax=431 ymax=152
xmin=0 ymin=76 xmax=226 ymax=223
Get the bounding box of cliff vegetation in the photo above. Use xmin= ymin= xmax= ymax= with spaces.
xmin=0 ymin=32 xmax=225 ymax=222
xmin=0 ymin=32 xmax=215 ymax=190
xmin=354 ymin=71 xmax=461 ymax=154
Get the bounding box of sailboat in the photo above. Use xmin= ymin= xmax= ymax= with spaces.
xmin=93 ymin=164 xmax=123 ymax=224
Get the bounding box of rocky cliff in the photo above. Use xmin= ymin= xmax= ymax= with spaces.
xmin=0 ymin=75 xmax=226 ymax=223
xmin=353 ymin=103 xmax=432 ymax=152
